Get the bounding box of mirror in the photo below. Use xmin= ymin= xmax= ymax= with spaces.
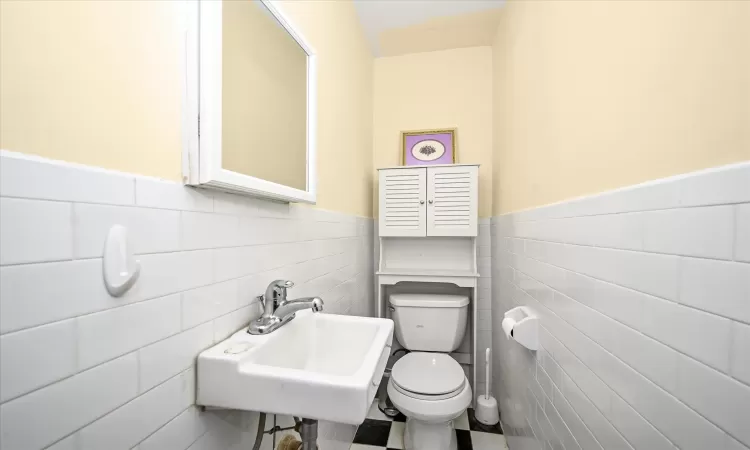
xmin=185 ymin=0 xmax=317 ymax=203
xmin=222 ymin=0 xmax=307 ymax=190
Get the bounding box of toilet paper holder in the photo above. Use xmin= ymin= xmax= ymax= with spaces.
xmin=502 ymin=306 xmax=538 ymax=351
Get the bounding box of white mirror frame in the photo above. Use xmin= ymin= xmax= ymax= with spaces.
xmin=183 ymin=0 xmax=317 ymax=204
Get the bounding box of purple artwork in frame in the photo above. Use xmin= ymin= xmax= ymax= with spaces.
xmin=402 ymin=129 xmax=456 ymax=166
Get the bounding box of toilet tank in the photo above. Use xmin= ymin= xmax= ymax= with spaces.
xmin=389 ymin=294 xmax=469 ymax=352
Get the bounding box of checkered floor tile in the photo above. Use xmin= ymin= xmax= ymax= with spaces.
xmin=350 ymin=400 xmax=508 ymax=450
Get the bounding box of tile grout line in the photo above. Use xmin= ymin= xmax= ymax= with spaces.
xmin=531 ymin=313 xmax=667 ymax=450
xmin=545 ymin=348 xmax=635 ymax=450
xmin=506 ymin=199 xmax=750 ymax=222
xmin=1 ymin=151 xmax=377 ymax=449
xmin=732 ymin=204 xmax=740 ymax=262
xmin=513 ymin=262 xmax=750 ymax=390
xmin=510 ymin=261 xmax=749 ymax=446
xmin=0 ymin=307 xmax=254 ymax=406
xmin=0 ymin=242 xmax=364 ymax=336
xmin=515 ymin=235 xmax=749 ymax=265
xmin=508 ymin=246 xmax=750 ymax=327
xmin=0 ymin=191 xmax=375 ymax=221
xmin=58 ymin=367 xmax=192 ymax=450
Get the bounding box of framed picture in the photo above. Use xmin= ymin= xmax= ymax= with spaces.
xmin=401 ymin=128 xmax=457 ymax=166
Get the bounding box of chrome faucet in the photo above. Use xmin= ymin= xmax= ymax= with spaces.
xmin=263 ymin=279 xmax=293 ymax=318
xmin=247 ymin=279 xmax=324 ymax=335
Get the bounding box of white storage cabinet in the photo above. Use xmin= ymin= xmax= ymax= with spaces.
xmin=378 ymin=165 xmax=479 ymax=237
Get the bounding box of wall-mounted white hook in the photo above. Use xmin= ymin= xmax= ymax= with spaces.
xmin=103 ymin=225 xmax=141 ymax=297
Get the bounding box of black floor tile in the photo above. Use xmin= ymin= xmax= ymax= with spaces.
xmin=456 ymin=429 xmax=473 ymax=450
xmin=352 ymin=419 xmax=392 ymax=447
xmin=467 ymin=408 xmax=504 ymax=434
xmin=391 ymin=412 xmax=407 ymax=422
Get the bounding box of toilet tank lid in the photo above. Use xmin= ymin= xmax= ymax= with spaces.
xmin=389 ymin=293 xmax=469 ymax=308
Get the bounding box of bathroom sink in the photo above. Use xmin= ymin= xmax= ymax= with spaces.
xmin=197 ymin=310 xmax=394 ymax=424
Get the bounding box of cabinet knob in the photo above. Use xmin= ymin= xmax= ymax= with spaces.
xmin=428 ymin=199 xmax=434 ymax=204
xmin=420 ymin=200 xmax=425 ymax=204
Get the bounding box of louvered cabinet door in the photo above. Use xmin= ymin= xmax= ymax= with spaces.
xmin=379 ymin=168 xmax=427 ymax=237
xmin=426 ymin=166 xmax=479 ymax=236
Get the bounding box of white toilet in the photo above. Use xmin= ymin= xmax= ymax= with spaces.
xmin=387 ymin=293 xmax=472 ymax=450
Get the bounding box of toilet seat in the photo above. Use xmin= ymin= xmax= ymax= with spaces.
xmin=387 ymin=375 xmax=472 ymax=424
xmin=391 ymin=352 xmax=466 ymax=400
xmin=392 ymin=378 xmax=466 ymax=401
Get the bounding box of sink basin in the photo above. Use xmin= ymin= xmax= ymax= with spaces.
xmin=197 ymin=310 xmax=394 ymax=424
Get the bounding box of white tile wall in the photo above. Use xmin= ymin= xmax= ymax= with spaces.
xmin=0 ymin=319 xmax=77 ymax=403
xmin=678 ymin=258 xmax=750 ymax=323
xmin=641 ymin=206 xmax=735 ymax=260
xmin=138 ymin=322 xmax=214 ymax=393
xmin=72 ymin=203 xmax=182 ymax=258
xmin=736 ymin=204 xmax=750 ymax=262
xmin=0 ymin=153 xmax=136 ymax=205
xmin=138 ymin=406 xmax=209 ymax=450
xmin=0 ymin=354 xmax=139 ymax=450
xmin=731 ymin=322 xmax=750 ymax=386
xmin=0 ymin=198 xmax=73 ymax=265
xmin=78 ymin=369 xmax=194 ymax=450
xmin=0 ymin=151 xmax=375 ymax=450
xmin=476 ymin=219 xmax=493 ymax=395
xmin=491 ymin=161 xmax=750 ymax=450
xmin=77 ymin=294 xmax=182 ymax=370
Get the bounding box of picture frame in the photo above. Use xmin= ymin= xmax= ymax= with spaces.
xmin=401 ymin=128 xmax=457 ymax=166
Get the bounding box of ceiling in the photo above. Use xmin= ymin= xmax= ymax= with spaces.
xmin=353 ymin=0 xmax=505 ymax=57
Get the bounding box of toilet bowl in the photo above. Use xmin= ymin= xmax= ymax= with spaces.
xmin=387 ymin=352 xmax=472 ymax=450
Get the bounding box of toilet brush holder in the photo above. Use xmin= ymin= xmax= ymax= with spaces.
xmin=475 ymin=395 xmax=500 ymax=426
xmin=475 ymin=348 xmax=500 ymax=426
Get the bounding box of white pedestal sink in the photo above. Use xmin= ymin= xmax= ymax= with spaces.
xmin=197 ymin=310 xmax=394 ymax=425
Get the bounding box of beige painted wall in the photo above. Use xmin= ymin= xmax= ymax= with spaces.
xmin=222 ymin=0 xmax=307 ymax=191
xmin=276 ymin=0 xmax=374 ymax=217
xmin=492 ymin=0 xmax=750 ymax=215
xmin=0 ymin=0 xmax=184 ymax=180
xmin=373 ymin=46 xmax=493 ymax=217
xmin=0 ymin=0 xmax=373 ymax=217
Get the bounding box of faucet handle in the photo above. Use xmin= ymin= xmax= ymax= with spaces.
xmin=271 ymin=280 xmax=293 ymax=298
xmin=273 ymin=280 xmax=294 ymax=290
xmin=265 ymin=279 xmax=294 ymax=307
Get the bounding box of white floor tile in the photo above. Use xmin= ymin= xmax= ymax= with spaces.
xmin=387 ymin=421 xmax=404 ymax=449
xmin=470 ymin=431 xmax=508 ymax=450
xmin=350 ymin=444 xmax=384 ymax=450
xmin=454 ymin=411 xmax=470 ymax=430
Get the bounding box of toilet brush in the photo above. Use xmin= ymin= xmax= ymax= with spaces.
xmin=475 ymin=348 xmax=500 ymax=426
